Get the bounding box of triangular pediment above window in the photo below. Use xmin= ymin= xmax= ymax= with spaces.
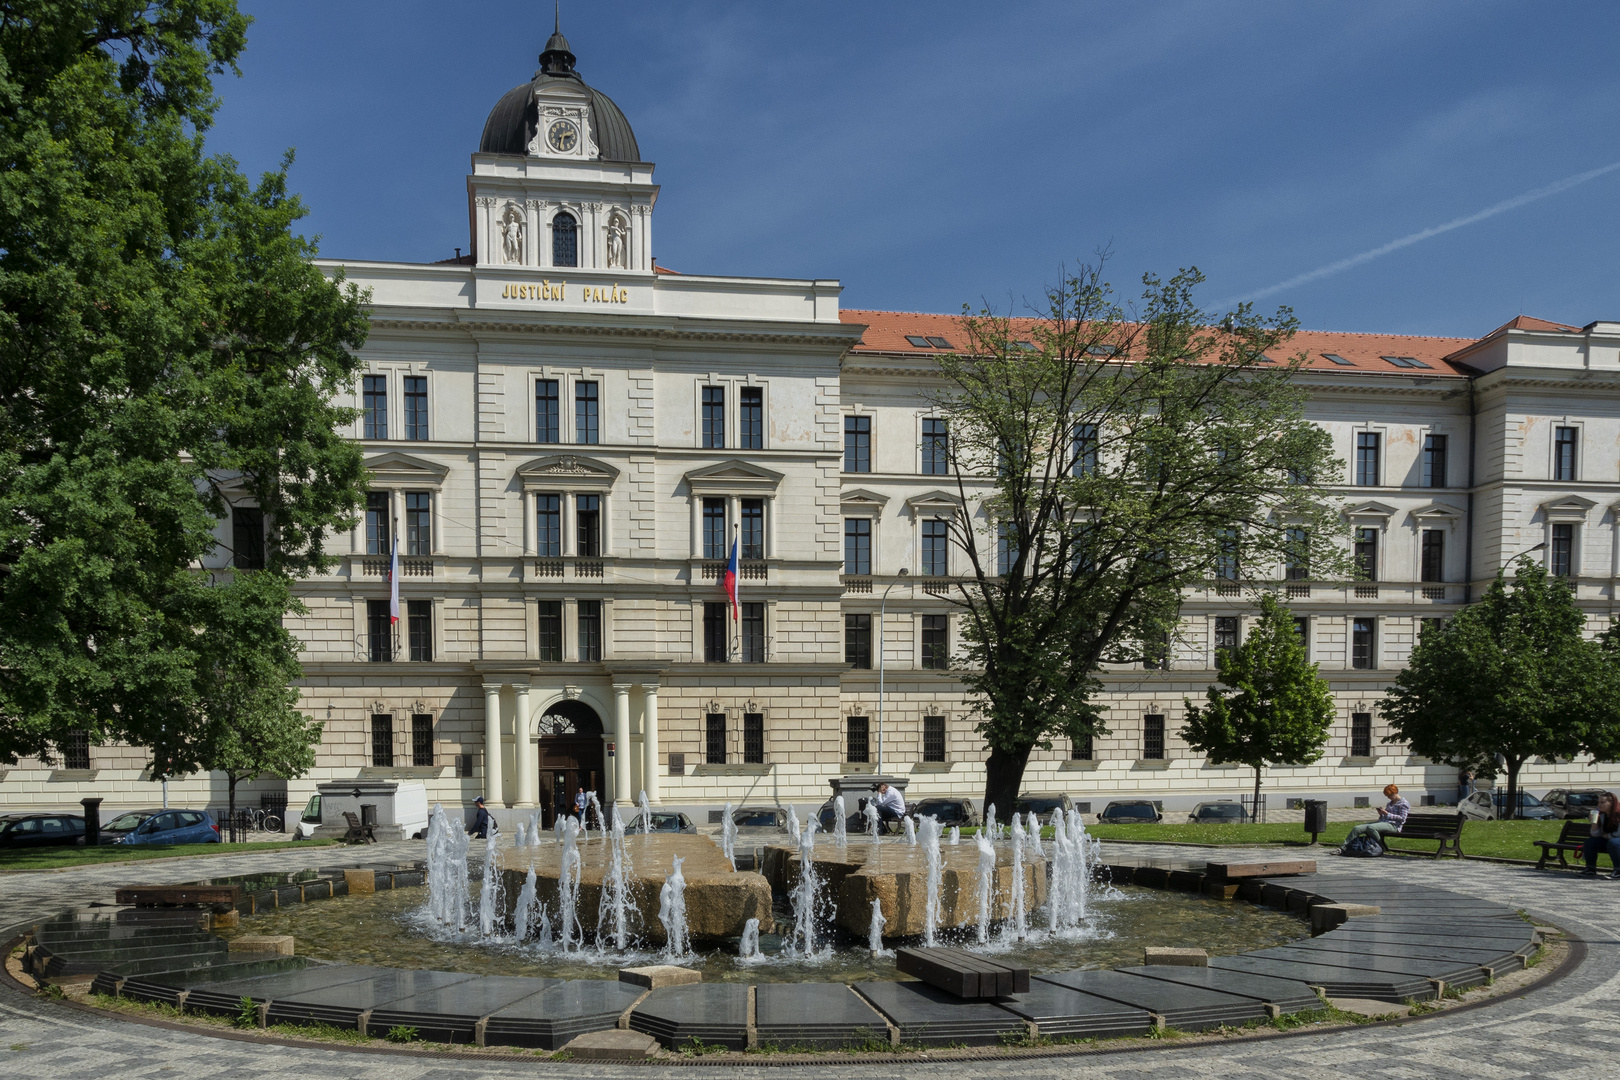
xmin=1541 ymin=495 xmax=1597 ymax=521
xmin=365 ymin=451 xmax=451 ymax=488
xmin=1343 ymin=500 xmax=1398 ymax=520
xmin=517 ymin=454 xmax=620 ymax=491
xmin=905 ymin=490 xmax=962 ymax=516
xmin=684 ymin=459 xmax=784 ymax=495
xmin=1410 ymin=503 xmax=1465 ymax=522
xmin=840 ymin=487 xmax=891 ymax=508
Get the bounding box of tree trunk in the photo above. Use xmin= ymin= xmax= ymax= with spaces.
xmin=1504 ymin=758 xmax=1520 ymax=822
xmin=1253 ymin=765 xmax=1263 ymax=824
xmin=983 ymin=743 xmax=1034 ymax=827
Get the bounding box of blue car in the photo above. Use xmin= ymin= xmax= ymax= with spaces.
xmin=100 ymin=808 xmax=221 ymax=845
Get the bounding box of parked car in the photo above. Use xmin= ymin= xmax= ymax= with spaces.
xmin=1542 ymin=789 xmax=1609 ymax=820
xmin=1459 ymin=789 xmax=1558 ymax=821
xmin=1188 ymin=801 xmax=1248 ymax=824
xmin=733 ymin=806 xmax=792 ymax=836
xmin=1458 ymin=790 xmax=1496 ymax=820
xmin=1014 ymin=795 xmax=1069 ymax=825
xmin=293 ymin=794 xmax=322 ymax=839
xmin=908 ymin=797 xmax=980 ymax=827
xmin=1097 ymin=800 xmax=1163 ymax=824
xmin=626 ymin=810 xmax=696 ymax=834
xmin=0 ymin=813 xmax=86 ymax=848
xmin=100 ymin=808 xmax=221 ymax=845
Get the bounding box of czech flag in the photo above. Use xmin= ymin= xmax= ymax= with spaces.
xmin=388 ymin=531 xmax=401 ymax=624
xmin=723 ymin=537 xmax=739 ymax=619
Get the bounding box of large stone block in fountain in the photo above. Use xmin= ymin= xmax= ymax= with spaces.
xmin=497 ymin=834 xmax=770 ymax=947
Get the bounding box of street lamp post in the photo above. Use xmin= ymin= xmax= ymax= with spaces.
xmin=1506 ymin=541 xmax=1546 ymax=568
xmin=875 ymin=568 xmax=909 ymax=775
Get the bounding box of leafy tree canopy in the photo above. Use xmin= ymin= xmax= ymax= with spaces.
xmin=1181 ymin=593 xmax=1335 ymax=812
xmin=1381 ymin=558 xmax=1620 ymax=817
xmin=931 ymin=258 xmax=1347 ymax=814
xmin=0 ymin=1 xmax=370 ymax=765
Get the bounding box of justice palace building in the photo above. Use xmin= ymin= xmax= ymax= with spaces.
xmin=9 ymin=30 xmax=1620 ymax=822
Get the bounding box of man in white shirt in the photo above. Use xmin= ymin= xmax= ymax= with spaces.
xmin=873 ymin=782 xmax=906 ymax=826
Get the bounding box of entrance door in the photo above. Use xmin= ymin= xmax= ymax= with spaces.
xmin=535 ymin=700 xmax=606 ymax=828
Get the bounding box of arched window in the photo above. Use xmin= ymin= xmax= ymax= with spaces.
xmin=552 ymin=211 xmax=578 ymax=267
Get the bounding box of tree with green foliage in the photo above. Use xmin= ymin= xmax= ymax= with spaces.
xmin=1382 ymin=559 xmax=1620 ymax=818
xmin=930 ymin=259 xmax=1346 ymax=816
xmin=190 ymin=572 xmax=321 ymax=830
xmin=0 ymin=2 xmax=370 ymax=766
xmin=1180 ymin=593 xmax=1335 ymax=815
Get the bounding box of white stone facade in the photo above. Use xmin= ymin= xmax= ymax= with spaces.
xmin=6 ymin=51 xmax=1620 ymax=823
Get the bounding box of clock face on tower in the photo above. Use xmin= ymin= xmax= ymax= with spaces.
xmin=546 ymin=119 xmax=579 ymax=153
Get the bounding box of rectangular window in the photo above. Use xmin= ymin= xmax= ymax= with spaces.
xmin=1350 ymin=712 xmax=1372 ymax=758
xmin=1215 ymin=528 xmax=1238 ymax=580
xmin=743 ymin=712 xmax=765 ymax=764
xmin=407 ymin=599 xmax=432 ymax=661
xmin=1420 ymin=530 xmax=1445 ymax=582
xmin=537 ymin=600 xmax=563 ymax=662
xmin=844 ymin=415 xmax=871 ymax=473
xmin=921 ymin=614 xmax=948 ymax=670
xmin=575 ymin=381 xmax=599 ymax=445
xmin=701 ymin=386 xmax=725 ymax=449
xmin=1285 ymin=527 xmax=1308 ymax=581
xmin=233 ymin=506 xmax=265 ymax=570
xmin=1293 ymin=616 xmax=1309 ymax=651
xmin=1554 ymin=426 xmax=1578 ymax=481
xmin=845 ymin=613 xmax=872 ymax=669
xmin=365 ymin=492 xmax=390 ymax=555
xmin=60 ymin=730 xmax=90 ymax=771
xmin=740 ymin=602 xmax=765 ymax=663
xmin=362 ymin=374 xmax=387 ymax=439
xmin=1421 ymin=616 xmax=1444 ymax=639
xmin=405 ymin=492 xmax=431 ymax=556
xmin=1072 ymin=422 xmax=1098 ymax=477
xmin=844 ymin=517 xmax=871 ymax=576
xmin=1355 ymin=432 xmax=1380 ymax=486
xmin=1214 ymin=616 xmax=1239 ymax=658
xmin=740 ymin=499 xmax=764 ymax=560
xmin=370 ymin=714 xmax=394 ymax=767
xmin=921 ymin=519 xmax=948 ymax=576
xmin=411 ymin=713 xmax=433 ymax=767
xmin=1143 ymin=631 xmax=1170 ymax=670
xmin=535 ymin=379 xmax=561 ymax=444
xmin=703 ymin=498 xmax=727 ymax=561
xmin=1354 ymin=527 xmax=1378 ymax=581
xmin=1142 ymin=714 xmax=1165 ymax=760
xmin=705 ymin=713 xmax=727 ymax=766
xmin=535 ymin=494 xmax=561 ymax=557
xmin=1421 ymin=434 xmax=1447 ymax=488
xmin=1551 ymin=522 xmax=1573 ymax=577
xmin=1071 ymin=732 xmax=1093 ymax=761
xmin=846 ymin=715 xmax=870 ymax=763
xmin=577 ymin=600 xmax=602 ymax=662
xmin=366 ymin=599 xmax=392 ymax=662
xmin=997 ymin=521 xmax=1018 ymax=576
xmin=921 ymin=418 xmax=949 ymax=475
xmin=576 ymin=494 xmax=601 ymax=557
xmin=703 ymin=601 xmax=728 ymax=663
xmin=1351 ymin=618 xmax=1376 ymax=669
xmin=739 ymin=387 xmax=763 ymax=450
xmin=922 ymin=715 xmax=946 ymax=763
xmin=403 ymin=375 xmax=428 ymax=441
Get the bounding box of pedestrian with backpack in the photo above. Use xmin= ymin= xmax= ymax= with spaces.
xmin=1339 ymin=784 xmax=1410 ymax=855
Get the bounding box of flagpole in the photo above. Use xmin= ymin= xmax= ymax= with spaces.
xmin=732 ymin=523 xmax=740 ymax=660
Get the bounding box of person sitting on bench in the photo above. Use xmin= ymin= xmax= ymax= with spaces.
xmin=1580 ymin=791 xmax=1620 ymax=879
xmin=1340 ymin=784 xmax=1409 ymax=852
xmin=873 ymin=783 xmax=906 ymax=827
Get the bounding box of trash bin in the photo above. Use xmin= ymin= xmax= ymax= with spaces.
xmin=1303 ymin=799 xmax=1328 ymax=842
xmin=360 ymin=804 xmax=377 ymax=828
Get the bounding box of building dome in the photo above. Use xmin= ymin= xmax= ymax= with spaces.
xmin=478 ymin=28 xmax=641 ymax=162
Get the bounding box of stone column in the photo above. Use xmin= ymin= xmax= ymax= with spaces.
xmin=641 ymin=683 xmax=660 ymax=804
xmin=482 ymin=683 xmax=504 ymax=807
xmin=612 ymin=684 xmax=633 ymax=806
xmin=514 ymin=684 xmax=535 ymax=808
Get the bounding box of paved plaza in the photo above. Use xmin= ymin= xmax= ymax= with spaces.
xmin=1 ymin=840 xmax=1615 ymax=1078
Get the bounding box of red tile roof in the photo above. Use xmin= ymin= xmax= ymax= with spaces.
xmin=840 ymin=309 xmax=1478 ymax=376
xmin=1483 ymin=315 xmax=1580 ymax=335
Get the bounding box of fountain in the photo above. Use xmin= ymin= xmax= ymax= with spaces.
xmin=514 ymin=868 xmax=540 ymax=942
xmin=973 ymin=828 xmax=995 ymax=944
xmin=985 ymin=803 xmax=997 ymax=841
xmin=478 ymin=832 xmax=502 ymax=937
xmin=1007 ymin=814 xmax=1027 ymax=941
xmin=425 ymin=804 xmax=470 ymax=932
xmin=1026 ymin=811 xmax=1043 ymax=858
xmin=557 ymin=816 xmax=582 ymax=950
xmin=586 ymin=792 xmax=604 ymax=839
xmin=902 ymin=815 xmax=916 ymax=845
xmin=865 ymin=799 xmax=879 ymax=841
xmin=513 ymin=821 xmax=526 ymax=848
xmin=657 ymin=855 xmax=690 ymax=960
xmin=868 ymin=899 xmax=887 ymax=954
xmin=787 ymin=805 xmax=801 ymax=844
xmin=833 ymin=795 xmax=847 ymax=846
xmin=919 ymin=815 xmax=942 ymax=946
xmin=639 ymin=790 xmax=651 ymax=835
xmin=720 ymin=800 xmax=737 ymax=868
xmin=528 ymin=811 xmax=541 ymax=845
xmin=739 ymin=917 xmax=762 ymax=962
xmin=949 ymin=825 xmax=960 ymax=846
xmin=786 ymin=818 xmax=821 ymax=957
xmin=596 ymin=806 xmax=631 ymax=951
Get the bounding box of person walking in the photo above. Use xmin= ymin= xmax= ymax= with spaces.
xmin=1340 ymin=784 xmax=1410 ymax=852
xmin=1457 ymin=768 xmax=1474 ymax=803
xmin=573 ymin=786 xmax=588 ymax=822
xmin=1579 ymin=791 xmax=1620 ymax=879
xmin=470 ymin=796 xmax=494 ymax=839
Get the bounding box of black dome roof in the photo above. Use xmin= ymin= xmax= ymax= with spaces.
xmin=478 ymin=32 xmax=640 ymax=162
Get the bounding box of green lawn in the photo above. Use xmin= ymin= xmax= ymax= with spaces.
xmin=0 ymin=838 xmax=336 ymax=871
xmin=1084 ymin=819 xmax=1572 ymax=861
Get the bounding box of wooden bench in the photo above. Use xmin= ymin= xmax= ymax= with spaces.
xmin=895 ymin=946 xmax=1030 ymax=999
xmin=1533 ymin=819 xmax=1610 ymax=871
xmin=1378 ymin=810 xmax=1465 ymax=858
xmin=341 ymin=810 xmax=377 ymax=845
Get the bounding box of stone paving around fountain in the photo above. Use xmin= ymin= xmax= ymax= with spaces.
xmin=3 ymin=839 xmax=1617 ymax=1077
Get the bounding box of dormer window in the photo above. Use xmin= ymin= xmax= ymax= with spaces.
xmin=553 ymin=212 xmax=578 ymax=267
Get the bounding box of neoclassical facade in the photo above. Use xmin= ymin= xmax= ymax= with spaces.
xmin=6 ymin=31 xmax=1620 ymax=820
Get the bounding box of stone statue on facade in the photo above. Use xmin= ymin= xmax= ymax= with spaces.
xmin=607 ymin=214 xmax=628 ymax=269
xmin=500 ymin=203 xmax=525 ymax=264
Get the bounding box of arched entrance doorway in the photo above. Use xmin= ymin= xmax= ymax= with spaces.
xmin=536 ymin=699 xmax=606 ymax=828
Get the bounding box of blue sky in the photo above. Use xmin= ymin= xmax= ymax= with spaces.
xmin=209 ymin=1 xmax=1620 ymax=338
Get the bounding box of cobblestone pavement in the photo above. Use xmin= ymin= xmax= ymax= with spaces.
xmin=1 ymin=840 xmax=1614 ymax=1079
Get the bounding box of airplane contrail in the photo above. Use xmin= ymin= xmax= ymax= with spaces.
xmin=1231 ymin=159 xmax=1620 ymax=304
